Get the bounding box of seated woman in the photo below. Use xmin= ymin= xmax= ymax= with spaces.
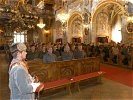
xmin=112 ymin=44 xmax=119 ymax=64
xmin=61 ymin=44 xmax=74 ymax=61
xmin=43 ymin=46 xmax=57 ymax=63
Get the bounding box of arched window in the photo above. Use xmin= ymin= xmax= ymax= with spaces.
xmin=14 ymin=31 xmax=27 ymax=43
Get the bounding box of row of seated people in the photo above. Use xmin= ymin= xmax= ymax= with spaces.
xmin=26 ymin=43 xmax=86 ymax=63
xmin=87 ymin=42 xmax=132 ymax=68
xmin=101 ymin=43 xmax=131 ymax=63
xmin=25 ymin=41 xmax=133 ymax=69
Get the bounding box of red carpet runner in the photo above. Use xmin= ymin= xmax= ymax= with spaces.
xmin=100 ymin=64 xmax=133 ymax=87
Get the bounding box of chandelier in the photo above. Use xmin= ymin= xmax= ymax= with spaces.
xmin=57 ymin=11 xmax=70 ymax=23
xmin=57 ymin=1 xmax=70 ymax=23
xmin=37 ymin=18 xmax=45 ymax=28
xmin=83 ymin=24 xmax=89 ymax=28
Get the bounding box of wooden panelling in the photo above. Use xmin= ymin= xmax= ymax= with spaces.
xmin=28 ymin=57 xmax=100 ymax=83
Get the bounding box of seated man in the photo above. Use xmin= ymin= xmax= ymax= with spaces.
xmin=53 ymin=45 xmax=61 ymax=61
xmin=38 ymin=46 xmax=46 ymax=59
xmin=43 ymin=46 xmax=57 ymax=63
xmin=26 ymin=45 xmax=39 ymax=60
xmin=73 ymin=44 xmax=87 ymax=59
xmin=61 ymin=45 xmax=74 ymax=61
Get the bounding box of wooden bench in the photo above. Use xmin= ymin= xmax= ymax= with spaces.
xmin=37 ymin=71 xmax=106 ymax=99
xmin=43 ymin=78 xmax=72 ymax=93
xmin=37 ymin=78 xmax=71 ymax=99
xmin=69 ymin=71 xmax=106 ymax=92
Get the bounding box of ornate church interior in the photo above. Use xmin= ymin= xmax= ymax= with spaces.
xmin=0 ymin=0 xmax=133 ymax=100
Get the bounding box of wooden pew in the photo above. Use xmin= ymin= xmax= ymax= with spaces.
xmin=28 ymin=57 xmax=105 ymax=99
xmin=69 ymin=71 xmax=106 ymax=92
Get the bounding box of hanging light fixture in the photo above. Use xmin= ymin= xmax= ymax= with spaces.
xmin=57 ymin=11 xmax=70 ymax=23
xmin=37 ymin=18 xmax=45 ymax=29
xmin=57 ymin=0 xmax=70 ymax=23
xmin=127 ymin=16 xmax=133 ymax=22
xmin=83 ymin=24 xmax=89 ymax=28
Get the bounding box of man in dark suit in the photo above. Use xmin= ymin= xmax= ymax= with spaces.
xmin=43 ymin=46 xmax=57 ymax=63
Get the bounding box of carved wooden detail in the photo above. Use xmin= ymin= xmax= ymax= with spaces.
xmin=60 ymin=65 xmax=74 ymax=78
xmin=31 ymin=70 xmax=48 ymax=82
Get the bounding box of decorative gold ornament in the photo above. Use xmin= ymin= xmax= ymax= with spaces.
xmin=126 ymin=21 xmax=133 ymax=33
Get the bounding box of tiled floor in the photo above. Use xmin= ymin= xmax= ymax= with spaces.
xmin=0 ymin=53 xmax=133 ymax=100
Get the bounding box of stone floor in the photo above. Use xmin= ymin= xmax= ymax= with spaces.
xmin=41 ymin=78 xmax=133 ymax=100
xmin=0 ymin=53 xmax=133 ymax=100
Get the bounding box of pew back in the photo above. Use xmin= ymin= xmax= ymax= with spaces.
xmin=28 ymin=57 xmax=100 ymax=83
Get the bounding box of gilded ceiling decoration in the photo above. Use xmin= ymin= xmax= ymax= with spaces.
xmin=0 ymin=0 xmax=55 ymax=33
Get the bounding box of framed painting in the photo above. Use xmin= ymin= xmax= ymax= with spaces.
xmin=126 ymin=21 xmax=133 ymax=33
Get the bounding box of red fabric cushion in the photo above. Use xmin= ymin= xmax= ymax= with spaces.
xmin=44 ymin=79 xmax=70 ymax=89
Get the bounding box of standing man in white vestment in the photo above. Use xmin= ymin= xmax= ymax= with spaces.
xmin=9 ymin=43 xmax=41 ymax=100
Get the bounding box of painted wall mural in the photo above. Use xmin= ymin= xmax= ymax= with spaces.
xmin=55 ymin=21 xmax=63 ymax=39
xmin=96 ymin=12 xmax=109 ymax=37
xmin=71 ymin=16 xmax=82 ymax=38
xmin=56 ymin=27 xmax=63 ymax=38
